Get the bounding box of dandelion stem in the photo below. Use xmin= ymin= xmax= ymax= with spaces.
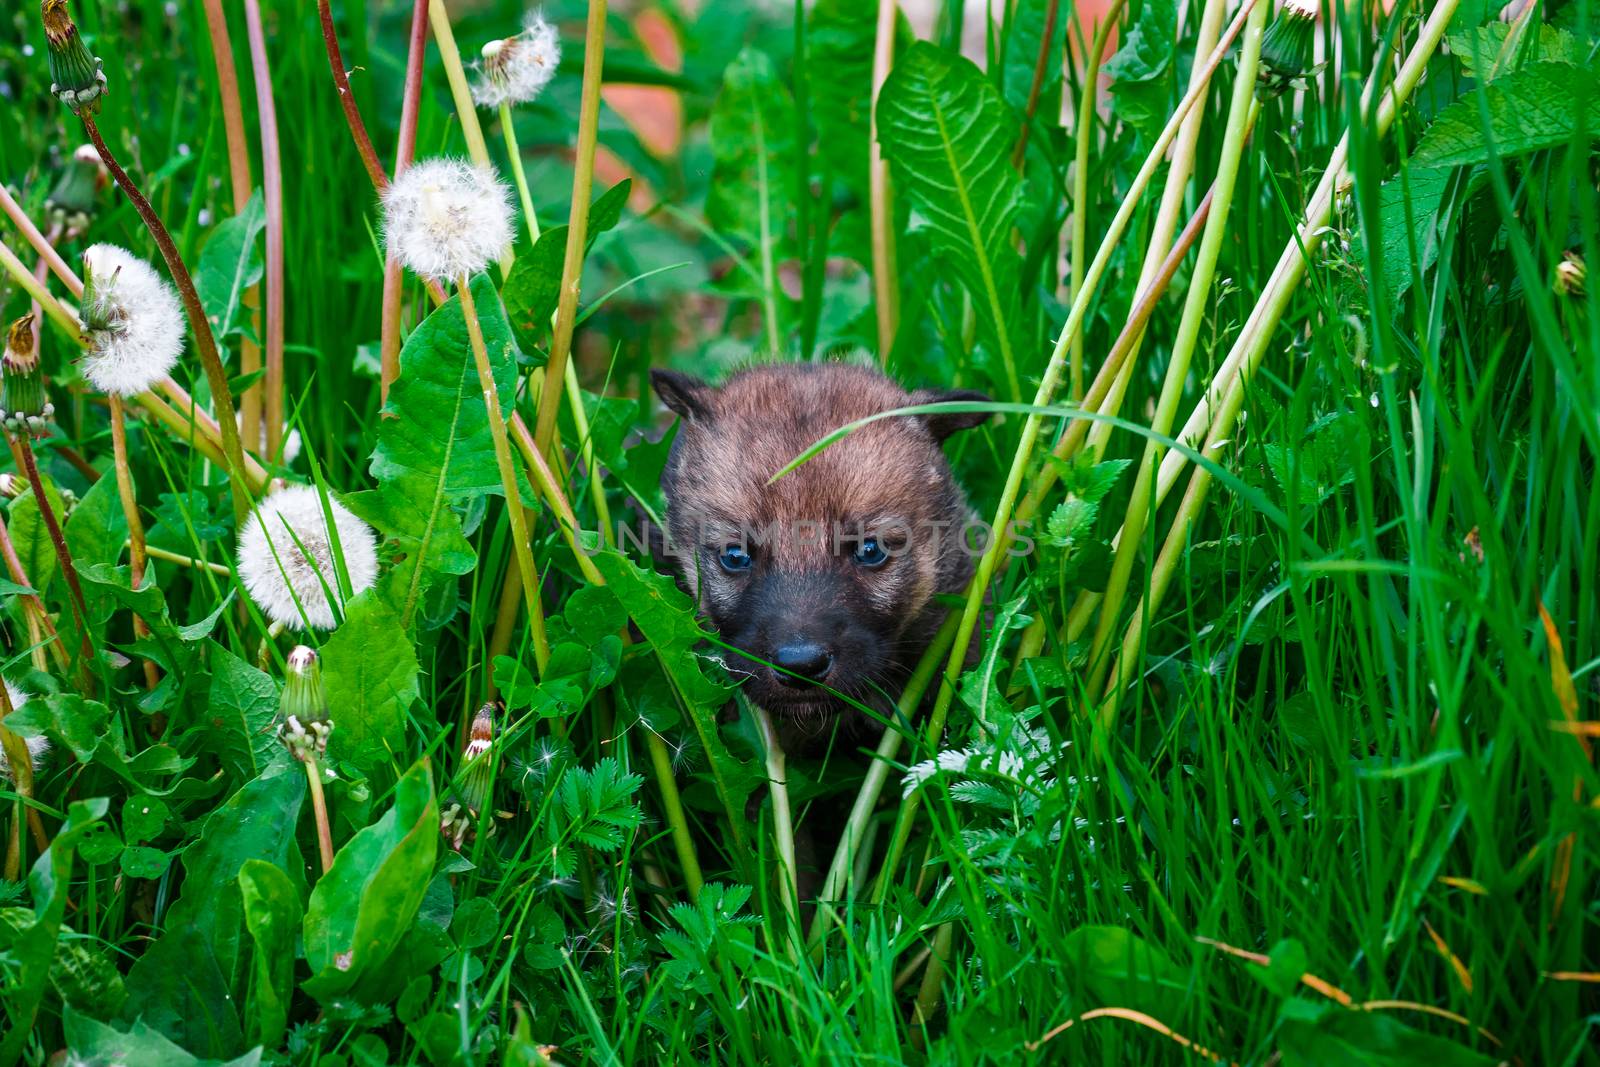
xmin=532 ymin=0 xmax=608 ymax=459
xmin=108 ymin=395 xmax=159 ymax=690
xmin=869 ymin=0 xmax=899 ymax=361
xmin=457 ymin=276 xmax=551 ymax=677
xmin=243 ymin=0 xmax=286 ymax=460
xmin=499 ymin=102 xmax=540 ymax=242
xmin=79 ymin=116 xmax=254 ymax=527
xmin=305 ymin=757 xmax=335 ymax=874
xmin=1009 ymin=0 xmax=1059 ymax=171
xmin=15 ymin=437 xmax=91 ymax=649
xmin=316 ymin=0 xmax=387 ymax=191
xmin=380 ymin=0 xmax=430 ymax=404
xmin=752 ymin=701 xmax=800 ymax=963
xmin=428 ymin=1 xmax=495 ymax=172
xmin=0 ymin=510 xmax=70 ymax=673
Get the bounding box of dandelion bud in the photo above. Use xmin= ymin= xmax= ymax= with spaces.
xmin=0 ymin=681 xmax=51 ymax=785
xmin=1258 ymin=0 xmax=1318 ymax=98
xmin=79 ymin=244 xmax=184 ymax=398
xmin=471 ymin=13 xmax=561 ymax=109
xmin=40 ymin=0 xmax=107 ymax=114
xmin=237 ymin=484 xmax=380 ymax=631
xmin=441 ymin=701 xmax=500 ymax=849
xmin=46 ymin=144 xmax=108 ymax=236
xmin=381 ymin=158 xmax=514 ymax=283
xmin=0 ymin=473 xmax=23 ymax=499
xmin=279 ymin=646 xmax=332 ymax=762
xmin=1 ymin=315 xmax=55 ymax=437
xmin=1554 ymin=252 xmax=1586 ymax=297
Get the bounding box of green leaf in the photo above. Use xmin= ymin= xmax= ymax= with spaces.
xmin=1448 ymin=22 xmax=1588 ymax=81
xmin=1369 ymin=165 xmax=1453 ymax=302
xmin=195 ymin=189 xmax=266 ymax=341
xmin=322 ymin=593 xmax=419 ymax=775
xmin=1104 ymin=0 xmax=1177 ymax=139
xmin=64 ymin=474 xmax=129 ymax=571
xmin=708 ymin=49 xmax=796 ymax=249
xmin=122 ymin=796 xmax=170 ymax=844
xmin=237 ymin=859 xmax=301 ymax=1048
xmin=342 ymin=471 xmax=475 ymax=577
xmin=7 ymin=481 xmax=66 ymax=594
xmin=1279 ymin=1002 xmax=1500 ymax=1066
xmin=61 ymin=1007 xmax=264 ymax=1067
xmin=120 ymin=845 xmax=172 ymax=878
xmin=878 ymin=42 xmax=1025 ymax=397
xmin=809 ymin=0 xmax=880 ymax=192
xmin=501 ymin=179 xmax=631 ymax=351
xmin=303 ymin=759 xmax=439 ymax=1000
xmin=1061 ymin=925 xmax=1186 ymax=1020
xmin=204 ymin=644 xmax=285 ymax=782
xmin=1412 ymin=63 xmax=1600 ymax=169
xmin=1003 ymin=0 xmax=1066 ymax=115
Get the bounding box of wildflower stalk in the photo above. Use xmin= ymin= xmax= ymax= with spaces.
xmin=305 ymin=763 xmax=334 ymax=873
xmin=108 ymin=394 xmax=159 ymax=689
xmin=78 ymin=114 xmax=253 ymax=526
xmin=1066 ymin=0 xmax=1128 ymax=400
xmin=751 ymin=699 xmax=800 ymax=963
xmin=380 ymin=0 xmax=430 ymax=403
xmin=0 ymin=239 xmax=79 ymax=339
xmin=499 ymin=102 xmax=540 ymax=242
xmin=282 ymin=647 xmax=335 ymax=872
xmin=1083 ymin=8 xmax=1268 ymax=698
xmin=0 ymin=183 xmax=80 ymax=300
xmin=869 ymin=0 xmax=1263 ymax=898
xmin=428 ymin=1 xmax=496 ymax=173
xmin=0 ymin=510 xmax=70 ymax=673
xmin=532 ymin=0 xmax=608 ymax=459
xmin=0 ymin=682 xmax=49 ymax=873
xmin=1008 ymin=0 xmax=1059 ymax=170
xmin=869 ymin=0 xmax=899 ymax=360
xmin=315 ymin=0 xmax=387 ymax=190
xmin=1102 ymin=0 xmax=1465 ymax=721
xmin=243 ymin=0 xmax=286 ymax=459
xmin=458 ymin=276 xmax=551 ymax=677
xmin=198 ymin=0 xmax=263 ymax=450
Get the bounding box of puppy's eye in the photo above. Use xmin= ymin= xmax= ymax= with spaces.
xmin=718 ymin=544 xmax=753 ymax=572
xmin=853 ymin=537 xmax=889 ymax=568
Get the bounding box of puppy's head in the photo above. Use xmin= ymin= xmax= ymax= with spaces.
xmin=652 ymin=363 xmax=989 ymax=727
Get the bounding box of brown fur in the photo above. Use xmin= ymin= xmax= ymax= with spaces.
xmin=652 ymin=362 xmax=989 ymax=736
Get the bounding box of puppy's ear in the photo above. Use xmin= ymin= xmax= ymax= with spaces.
xmin=910 ymin=388 xmax=993 ymax=442
xmin=651 ymin=369 xmax=715 ymax=422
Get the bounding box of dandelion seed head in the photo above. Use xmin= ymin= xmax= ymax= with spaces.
xmin=79 ymin=244 xmax=183 ymax=397
xmin=1282 ymin=0 xmax=1319 ymax=18
xmin=471 ymin=13 xmax=560 ymax=109
xmin=0 ymin=682 xmax=50 ymax=784
xmin=382 ymin=158 xmax=513 ymax=282
xmin=237 ymin=484 xmax=379 ymax=630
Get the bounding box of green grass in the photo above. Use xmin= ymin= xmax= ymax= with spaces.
xmin=0 ymin=0 xmax=1597 ymax=1063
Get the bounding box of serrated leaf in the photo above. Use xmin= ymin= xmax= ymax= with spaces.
xmin=501 ymin=180 xmax=631 ymax=351
xmin=322 ymin=593 xmax=419 ymax=775
xmin=809 ymin=0 xmax=880 ymax=192
xmin=1412 ymin=63 xmax=1600 ymax=169
xmin=204 ymin=643 xmax=284 ymax=782
xmin=1448 ymin=22 xmax=1588 ymax=80
xmin=1104 ymin=0 xmax=1177 ymax=139
xmin=63 ymin=474 xmax=129 ymax=573
xmin=195 ymin=189 xmax=266 ymax=341
xmin=878 ymin=43 xmax=1025 ymax=396
xmin=708 ymin=49 xmax=796 ymax=248
xmin=342 ymin=471 xmax=475 ymax=577
xmin=1368 ymin=165 xmax=1453 ymax=302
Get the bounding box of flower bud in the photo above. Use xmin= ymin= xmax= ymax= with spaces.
xmin=41 ymin=0 xmax=106 ymax=114
xmin=441 ymin=701 xmax=500 ymax=850
xmin=1258 ymin=0 xmax=1318 ymax=98
xmin=1 ymin=315 xmax=55 ymax=437
xmin=1554 ymin=252 xmax=1585 ymax=297
xmin=46 ymin=145 xmax=107 ymax=236
xmin=280 ymin=645 xmax=333 ymax=763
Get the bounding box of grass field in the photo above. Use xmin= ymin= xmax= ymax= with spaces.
xmin=0 ymin=0 xmax=1597 ymax=1063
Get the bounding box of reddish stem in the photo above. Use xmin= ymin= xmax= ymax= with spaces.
xmin=381 ymin=0 xmax=431 ymax=404
xmin=15 ymin=436 xmax=93 ymax=664
xmin=316 ymin=0 xmax=388 ymax=192
xmin=243 ymin=0 xmax=286 ymax=459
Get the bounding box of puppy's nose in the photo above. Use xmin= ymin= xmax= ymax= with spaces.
xmin=772 ymin=642 xmax=833 ymax=685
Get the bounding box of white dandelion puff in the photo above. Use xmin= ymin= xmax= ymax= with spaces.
xmin=381 ymin=158 xmax=514 ymax=283
xmin=79 ymin=244 xmax=184 ymax=398
xmin=471 ymin=13 xmax=561 ymax=109
xmin=237 ymin=484 xmax=379 ymax=630
xmin=1282 ymin=0 xmax=1319 ymax=17
xmin=0 ymin=681 xmax=50 ymax=784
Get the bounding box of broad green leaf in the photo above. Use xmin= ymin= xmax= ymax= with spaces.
xmin=1448 ymin=22 xmax=1588 ymax=80
xmin=1003 ymin=0 xmax=1066 ymax=115
xmin=342 ymin=471 xmax=475 ymax=577
xmin=1104 ymin=0 xmax=1177 ymax=139
xmin=1412 ymin=63 xmax=1600 ymax=169
xmin=809 ymin=0 xmax=881 ymax=192
xmin=1368 ymin=165 xmax=1453 ymax=302
xmin=204 ymin=643 xmax=284 ymax=782
xmin=7 ymin=482 xmax=66 ymax=595
xmin=501 ymin=179 xmax=631 ymax=352
xmin=61 ymin=1007 xmax=264 ymax=1067
xmin=195 ymin=189 xmax=266 ymax=341
xmin=878 ymin=43 xmax=1025 ymax=397
xmin=302 ymin=759 xmax=438 ymax=1000
xmin=1061 ymin=924 xmax=1186 ymax=1021
xmin=237 ymin=859 xmax=300 ymax=1048
xmin=0 ymin=798 xmax=108 ymax=1066
xmin=1279 ymin=1001 xmax=1500 ymax=1066
xmin=63 ymin=474 xmax=129 ymax=573
xmin=323 ymin=593 xmax=419 ymax=774
xmin=708 ymin=49 xmax=796 ymax=250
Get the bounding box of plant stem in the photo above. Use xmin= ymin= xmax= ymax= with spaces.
xmin=1103 ymin=0 xmax=1465 ymax=721
xmin=305 ymin=757 xmax=335 ymax=874
xmin=0 ymin=680 xmax=49 ymax=863
xmin=0 ymin=510 xmax=70 ymax=673
xmin=143 ymin=542 xmax=232 ymax=575
xmin=500 ymin=102 xmax=540 ymax=242
xmin=1066 ymin=0 xmax=1127 ymax=400
xmin=0 ymin=239 xmax=80 ymax=339
xmin=428 ymin=0 xmax=495 ymax=169
xmin=0 ymin=184 xmax=80 ymax=299
xmin=752 ymin=702 xmax=800 ymax=963
xmin=108 ymin=395 xmax=159 ymax=690
xmin=80 ymin=116 xmax=253 ymax=527
xmin=198 ymin=0 xmax=262 ymax=452
xmin=243 ymin=0 xmax=286 ymax=460
xmin=1009 ymin=0 xmax=1059 ymax=170
xmin=15 ymin=437 xmax=92 ymax=661
xmin=316 ymin=0 xmax=387 ymax=190
xmin=458 ymin=276 xmax=551 ymax=676
xmin=563 ymin=360 xmax=613 ymax=541
xmin=381 ymin=0 xmax=430 ymax=405
xmin=532 ymin=0 xmax=608 ymax=459
xmin=869 ymin=0 xmax=899 ymax=361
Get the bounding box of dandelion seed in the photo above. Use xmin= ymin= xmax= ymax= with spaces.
xmin=237 ymin=484 xmax=379 ymax=630
xmin=0 ymin=681 xmax=50 ymax=784
xmin=79 ymin=244 xmax=184 ymax=398
xmin=471 ymin=13 xmax=561 ymax=110
xmin=381 ymin=158 xmax=514 ymax=283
